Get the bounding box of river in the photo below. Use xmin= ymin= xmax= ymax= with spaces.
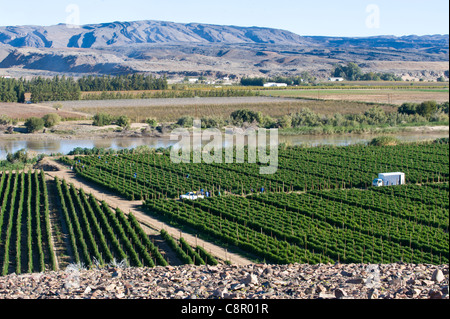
xmin=0 ymin=131 xmax=448 ymax=160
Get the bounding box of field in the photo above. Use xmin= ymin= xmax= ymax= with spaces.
xmin=58 ymin=141 xmax=449 ymax=265
xmin=1 ymin=81 xmax=449 ymax=278
xmin=146 ymin=183 xmax=448 ymax=264
xmin=62 ymin=142 xmax=449 ymax=200
xmin=45 ymin=97 xmax=399 ymax=123
xmin=0 ymin=171 xmax=55 ymax=275
xmin=0 ymin=170 xmax=219 ymax=276
xmin=0 ymin=103 xmax=87 ymax=122
xmin=259 ymin=88 xmax=449 ymax=105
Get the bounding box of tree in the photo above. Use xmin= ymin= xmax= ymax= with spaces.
xmin=398 ymin=102 xmax=418 ymax=115
xmin=42 ymin=113 xmax=61 ymax=128
xmin=24 ymin=117 xmax=45 ymax=133
xmin=92 ymin=113 xmax=114 ymax=126
xmin=332 ymin=63 xmax=363 ymax=81
xmin=240 ymin=77 xmax=266 ymax=86
xmin=417 ymin=101 xmax=438 ymax=118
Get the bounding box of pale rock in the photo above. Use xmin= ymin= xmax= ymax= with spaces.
xmin=431 ymin=269 xmax=445 ymax=283
xmin=243 ymin=273 xmax=259 ymax=285
xmin=368 ymin=288 xmax=379 ymax=299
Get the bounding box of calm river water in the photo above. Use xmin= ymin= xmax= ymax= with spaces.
xmin=0 ymin=131 xmax=448 ymax=160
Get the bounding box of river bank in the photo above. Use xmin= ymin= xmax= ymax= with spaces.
xmin=1 ymin=117 xmax=448 ymax=142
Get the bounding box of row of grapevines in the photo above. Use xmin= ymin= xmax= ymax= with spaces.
xmin=0 ymin=171 xmax=56 ymax=276
xmin=54 ymin=177 xmax=169 ymax=268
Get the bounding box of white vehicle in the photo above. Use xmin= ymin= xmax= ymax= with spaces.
xmin=179 ymin=192 xmax=205 ymax=200
xmin=372 ymin=172 xmax=405 ymax=187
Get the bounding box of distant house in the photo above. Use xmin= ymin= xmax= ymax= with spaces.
xmin=0 ymin=75 xmax=12 ymax=79
xmin=263 ymin=82 xmax=288 ymax=87
xmin=329 ymin=77 xmax=344 ymax=82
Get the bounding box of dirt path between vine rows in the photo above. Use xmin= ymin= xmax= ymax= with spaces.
xmin=40 ymin=157 xmax=253 ymax=266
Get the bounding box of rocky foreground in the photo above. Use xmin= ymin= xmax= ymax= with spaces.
xmin=0 ymin=263 xmax=448 ymax=300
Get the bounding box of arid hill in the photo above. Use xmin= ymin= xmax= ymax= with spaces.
xmin=0 ymin=20 xmax=448 ymax=79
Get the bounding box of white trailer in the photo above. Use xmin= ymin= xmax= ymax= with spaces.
xmin=180 ymin=192 xmax=205 ymax=200
xmin=372 ymin=172 xmax=405 ymax=187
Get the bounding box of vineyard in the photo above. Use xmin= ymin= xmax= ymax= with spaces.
xmin=0 ymin=170 xmax=220 ymax=276
xmin=55 ymin=141 xmax=450 ymax=266
xmin=144 ymin=183 xmax=448 ymax=265
xmin=0 ymin=141 xmax=448 ymax=276
xmin=61 ymin=142 xmax=449 ymax=200
xmin=0 ymin=171 xmax=55 ymax=276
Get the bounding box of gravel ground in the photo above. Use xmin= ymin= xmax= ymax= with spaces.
xmin=0 ymin=263 xmax=447 ymax=300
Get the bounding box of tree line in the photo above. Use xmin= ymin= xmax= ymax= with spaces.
xmin=331 ymin=62 xmax=402 ymax=81
xmin=240 ymin=72 xmax=316 ymax=86
xmin=0 ymin=74 xmax=168 ymax=103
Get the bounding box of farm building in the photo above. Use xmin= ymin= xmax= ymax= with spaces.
xmin=263 ymin=82 xmax=288 ymax=87
xmin=328 ymin=77 xmax=344 ymax=82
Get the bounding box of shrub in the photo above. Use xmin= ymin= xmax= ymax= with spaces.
xmin=368 ymin=136 xmax=400 ymax=146
xmin=291 ymin=108 xmax=322 ymax=127
xmin=25 ymin=117 xmax=45 ymax=133
xmin=93 ymin=113 xmax=114 ymax=126
xmin=115 ymin=115 xmax=130 ymax=128
xmin=278 ymin=115 xmax=292 ymax=129
xmin=52 ymin=103 xmax=63 ymax=111
xmin=364 ymin=106 xmax=387 ymax=125
xmin=145 ymin=117 xmax=158 ymax=127
xmin=176 ymin=116 xmax=194 ymax=128
xmin=0 ymin=115 xmax=17 ymax=126
xmin=42 ymin=113 xmax=61 ymax=128
xmin=200 ymin=116 xmax=225 ymax=129
xmin=230 ymin=109 xmax=263 ymax=125
xmin=6 ymin=149 xmax=28 ymax=163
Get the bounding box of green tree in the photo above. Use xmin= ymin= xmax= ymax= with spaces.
xmin=332 ymin=62 xmax=363 ymax=81
xmin=417 ymin=101 xmax=438 ymax=118
xmin=24 ymin=117 xmax=45 ymax=133
xmin=42 ymin=113 xmax=61 ymax=128
xmin=92 ymin=113 xmax=114 ymax=126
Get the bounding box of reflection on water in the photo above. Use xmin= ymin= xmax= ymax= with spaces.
xmin=0 ymin=131 xmax=448 ymax=160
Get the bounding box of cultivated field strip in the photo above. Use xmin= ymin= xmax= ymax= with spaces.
xmin=0 ymin=171 xmax=56 ymax=275
xmin=62 ymin=143 xmax=449 ymax=200
xmin=1 ymin=171 xmax=225 ymax=276
xmin=53 ymin=177 xmax=168 ymax=269
xmin=57 ymin=142 xmax=449 ymax=266
xmin=144 ymin=183 xmax=449 ymax=265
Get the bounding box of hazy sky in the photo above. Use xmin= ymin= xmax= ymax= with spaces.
xmin=0 ymin=0 xmax=448 ymax=37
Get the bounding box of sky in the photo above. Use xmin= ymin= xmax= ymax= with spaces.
xmin=0 ymin=0 xmax=448 ymax=37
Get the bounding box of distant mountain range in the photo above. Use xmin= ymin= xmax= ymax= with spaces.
xmin=0 ymin=20 xmax=448 ymax=49
xmin=0 ymin=20 xmax=448 ymax=79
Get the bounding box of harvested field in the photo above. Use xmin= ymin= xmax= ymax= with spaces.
xmin=260 ymin=88 xmax=449 ymax=105
xmin=38 ymin=97 xmax=398 ymax=122
xmin=0 ymin=103 xmax=87 ymax=121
